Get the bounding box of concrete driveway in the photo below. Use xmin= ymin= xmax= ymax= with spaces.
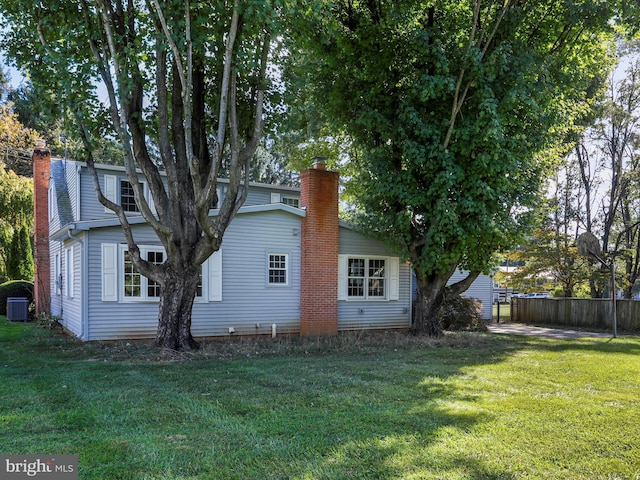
xmin=487 ymin=323 xmax=614 ymax=339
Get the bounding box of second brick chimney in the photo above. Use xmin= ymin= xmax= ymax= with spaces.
xmin=33 ymin=141 xmax=51 ymax=316
xmin=299 ymin=159 xmax=339 ymax=336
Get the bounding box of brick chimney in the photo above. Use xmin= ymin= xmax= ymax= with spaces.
xmin=299 ymin=158 xmax=339 ymax=336
xmin=33 ymin=140 xmax=51 ymax=316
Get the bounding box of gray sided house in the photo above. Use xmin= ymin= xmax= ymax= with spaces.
xmin=33 ymin=152 xmax=491 ymax=341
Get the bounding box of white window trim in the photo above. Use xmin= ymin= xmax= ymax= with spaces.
xmin=103 ymin=174 xmax=155 ymax=214
xmin=281 ymin=196 xmax=300 ymax=208
xmin=120 ymin=244 xmax=165 ymax=303
xmin=338 ymin=255 xmax=400 ymax=301
xmin=271 ymin=192 xmax=300 ymax=208
xmin=267 ymin=252 xmax=289 ymax=287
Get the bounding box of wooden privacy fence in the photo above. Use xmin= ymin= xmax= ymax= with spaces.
xmin=511 ymin=297 xmax=640 ymax=331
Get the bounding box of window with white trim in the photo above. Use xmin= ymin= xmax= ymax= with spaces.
xmin=122 ymin=246 xmax=164 ymax=301
xmin=103 ymin=174 xmax=155 ymax=214
xmin=120 ymin=180 xmax=138 ymax=212
xmin=270 ymin=192 xmax=300 ymax=208
xmin=338 ymin=255 xmax=400 ymax=301
xmin=347 ymin=257 xmax=385 ymax=299
xmin=123 ymin=251 xmax=141 ymax=298
xmin=268 ymin=253 xmax=288 ymax=285
xmin=145 ymin=250 xmax=164 ymax=297
xmin=281 ymin=196 xmax=299 ymax=208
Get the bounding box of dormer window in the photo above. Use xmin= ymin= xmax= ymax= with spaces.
xmin=120 ymin=180 xmax=139 ymax=212
xmin=270 ymin=192 xmax=299 ymax=208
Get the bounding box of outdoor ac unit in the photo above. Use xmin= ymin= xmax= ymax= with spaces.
xmin=7 ymin=297 xmax=28 ymax=322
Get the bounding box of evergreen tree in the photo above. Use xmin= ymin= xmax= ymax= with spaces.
xmin=7 ymin=225 xmax=33 ymax=280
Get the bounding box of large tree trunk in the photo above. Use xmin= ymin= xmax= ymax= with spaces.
xmin=411 ymin=268 xmax=481 ymax=337
xmin=155 ymin=264 xmax=201 ymax=350
xmin=411 ymin=273 xmax=451 ymax=337
xmin=412 ymin=280 xmax=446 ymax=337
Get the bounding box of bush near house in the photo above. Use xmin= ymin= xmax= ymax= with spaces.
xmin=0 ymin=280 xmax=34 ymax=316
xmin=438 ymin=295 xmax=487 ymax=332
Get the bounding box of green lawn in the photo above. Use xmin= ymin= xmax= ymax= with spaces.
xmin=1 ymin=318 xmax=639 ymax=480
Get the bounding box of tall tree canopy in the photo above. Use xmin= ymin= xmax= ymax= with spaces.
xmin=0 ymin=0 xmax=283 ymax=349
xmin=288 ymin=0 xmax=623 ymax=335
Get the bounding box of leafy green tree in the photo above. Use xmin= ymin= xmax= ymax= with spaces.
xmin=9 ymin=80 xmax=123 ymax=164
xmin=0 ymin=161 xmax=32 ymax=282
xmin=0 ymin=104 xmax=39 ymax=177
xmin=0 ymin=0 xmax=283 ymax=350
xmin=6 ymin=225 xmax=33 ymax=280
xmin=288 ymin=0 xmax=620 ymax=335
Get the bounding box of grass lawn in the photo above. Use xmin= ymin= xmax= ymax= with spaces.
xmin=1 ymin=318 xmax=639 ymax=479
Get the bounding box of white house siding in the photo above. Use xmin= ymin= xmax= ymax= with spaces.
xmin=79 ymin=167 xmax=106 ymax=220
xmin=61 ymin=238 xmax=83 ymax=336
xmin=447 ymin=270 xmax=493 ymax=320
xmin=191 ymin=210 xmax=302 ymax=337
xmin=49 ymin=240 xmax=62 ymax=318
xmin=337 ymin=227 xmax=411 ymax=331
xmin=83 ymin=210 xmax=302 ymax=340
xmin=84 ymin=227 xmax=159 ymax=340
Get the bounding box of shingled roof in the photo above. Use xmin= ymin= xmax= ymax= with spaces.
xmin=51 ymin=160 xmax=75 ymax=227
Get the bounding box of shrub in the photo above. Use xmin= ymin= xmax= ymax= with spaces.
xmin=0 ymin=280 xmax=34 ymax=316
xmin=437 ymin=295 xmax=487 ymax=332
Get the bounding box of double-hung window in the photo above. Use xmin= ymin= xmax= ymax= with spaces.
xmin=123 ymin=247 xmax=164 ymax=301
xmin=348 ymin=258 xmax=386 ymax=299
xmin=120 ymin=180 xmax=139 ymax=212
xmin=103 ymin=174 xmax=155 ymax=214
xmin=339 ymin=255 xmax=400 ymax=301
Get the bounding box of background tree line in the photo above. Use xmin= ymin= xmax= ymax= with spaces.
xmin=502 ymin=48 xmax=640 ymax=299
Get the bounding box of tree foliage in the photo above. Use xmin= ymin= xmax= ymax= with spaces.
xmin=0 ymin=0 xmax=284 ymax=349
xmin=0 ymin=104 xmax=39 ymax=176
xmin=563 ymin=54 xmax=640 ymax=298
xmin=6 ymin=225 xmax=33 ymax=281
xmin=0 ymin=161 xmax=33 ymax=282
xmin=288 ymin=0 xmax=620 ymax=335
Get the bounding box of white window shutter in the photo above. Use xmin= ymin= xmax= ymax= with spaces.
xmin=389 ymin=257 xmax=400 ymax=301
xmin=208 ymin=250 xmax=222 ymax=302
xmin=338 ymin=255 xmax=348 ymax=301
xmin=102 ymin=243 xmax=118 ymax=301
xmin=270 ymin=192 xmax=281 ymax=204
xmin=104 ymin=174 xmax=117 ymax=213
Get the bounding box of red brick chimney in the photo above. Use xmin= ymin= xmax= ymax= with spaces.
xmin=299 ymin=158 xmax=339 ymax=336
xmin=33 ymin=140 xmax=51 ymax=316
